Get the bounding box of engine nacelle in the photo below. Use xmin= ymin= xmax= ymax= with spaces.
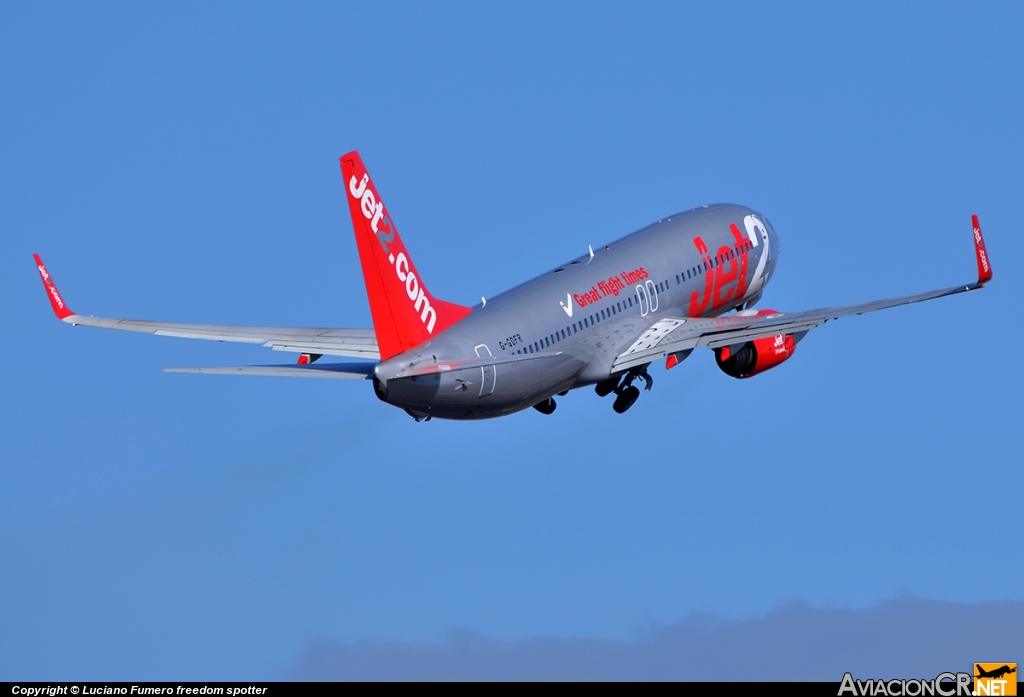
xmin=715 ymin=333 xmax=796 ymax=379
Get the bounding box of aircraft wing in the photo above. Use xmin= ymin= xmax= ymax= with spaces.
xmin=33 ymin=255 xmax=379 ymax=360
xmin=612 ymin=215 xmax=993 ymax=373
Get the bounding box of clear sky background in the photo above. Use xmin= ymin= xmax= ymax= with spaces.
xmin=1 ymin=2 xmax=1022 ymax=681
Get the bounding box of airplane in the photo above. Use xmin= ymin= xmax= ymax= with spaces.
xmin=976 ymin=665 xmax=1016 ymax=680
xmin=34 ymin=151 xmax=993 ymax=421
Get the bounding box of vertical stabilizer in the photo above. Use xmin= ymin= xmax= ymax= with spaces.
xmin=341 ymin=152 xmax=471 ymax=360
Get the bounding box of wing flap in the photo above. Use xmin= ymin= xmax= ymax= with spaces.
xmin=70 ymin=315 xmax=381 ymax=358
xmin=700 ymin=320 xmax=825 ymax=349
xmin=267 ymin=338 xmax=378 ymax=358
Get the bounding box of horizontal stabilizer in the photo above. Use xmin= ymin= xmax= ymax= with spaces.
xmin=164 ymin=362 xmax=375 ymax=379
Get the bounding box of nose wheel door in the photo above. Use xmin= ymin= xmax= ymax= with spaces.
xmin=474 ymin=344 xmax=496 ymax=397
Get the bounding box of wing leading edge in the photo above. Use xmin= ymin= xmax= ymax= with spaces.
xmin=612 ymin=215 xmax=993 ymax=372
xmin=33 ymin=255 xmax=379 ymax=360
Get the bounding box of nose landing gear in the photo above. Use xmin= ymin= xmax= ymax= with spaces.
xmin=599 ymin=366 xmax=653 ymax=414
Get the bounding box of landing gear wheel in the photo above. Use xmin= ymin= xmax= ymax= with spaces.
xmin=595 ymin=378 xmax=618 ymax=397
xmin=612 ymin=386 xmax=640 ymax=413
xmin=533 ymin=398 xmax=557 ymax=415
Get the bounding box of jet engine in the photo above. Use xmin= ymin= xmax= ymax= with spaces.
xmin=714 ymin=333 xmax=796 ymax=379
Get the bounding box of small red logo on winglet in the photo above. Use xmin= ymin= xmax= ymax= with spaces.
xmin=972 ymin=215 xmax=992 ymax=285
xmin=33 ymin=254 xmax=74 ymax=320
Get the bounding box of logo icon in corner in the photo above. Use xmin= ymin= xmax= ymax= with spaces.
xmin=975 ymin=663 xmax=1017 ymax=696
xmin=560 ymin=293 xmax=573 ymax=317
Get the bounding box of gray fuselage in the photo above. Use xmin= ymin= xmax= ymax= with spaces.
xmin=373 ymin=204 xmax=778 ymax=420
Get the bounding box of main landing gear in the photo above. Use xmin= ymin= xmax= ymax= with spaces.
xmin=595 ymin=366 xmax=653 ymax=414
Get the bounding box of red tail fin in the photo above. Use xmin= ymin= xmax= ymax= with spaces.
xmin=341 ymin=152 xmax=471 ymax=360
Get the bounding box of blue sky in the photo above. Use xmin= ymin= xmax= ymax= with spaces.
xmin=1 ymin=2 xmax=1021 ymax=680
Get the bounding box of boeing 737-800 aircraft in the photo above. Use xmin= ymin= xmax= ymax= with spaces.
xmin=35 ymin=152 xmax=993 ymax=420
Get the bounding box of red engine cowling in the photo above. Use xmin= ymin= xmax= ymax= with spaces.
xmin=714 ymin=310 xmax=797 ymax=379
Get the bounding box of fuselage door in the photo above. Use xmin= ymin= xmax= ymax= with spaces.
xmin=636 ymin=280 xmax=659 ymax=316
xmin=646 ymin=279 xmax=659 ymax=312
xmin=474 ymin=344 xmax=496 ymax=397
xmin=636 ymin=285 xmax=649 ymax=316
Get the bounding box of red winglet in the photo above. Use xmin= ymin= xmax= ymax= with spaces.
xmin=971 ymin=215 xmax=992 ymax=286
xmin=33 ymin=254 xmax=75 ymax=320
